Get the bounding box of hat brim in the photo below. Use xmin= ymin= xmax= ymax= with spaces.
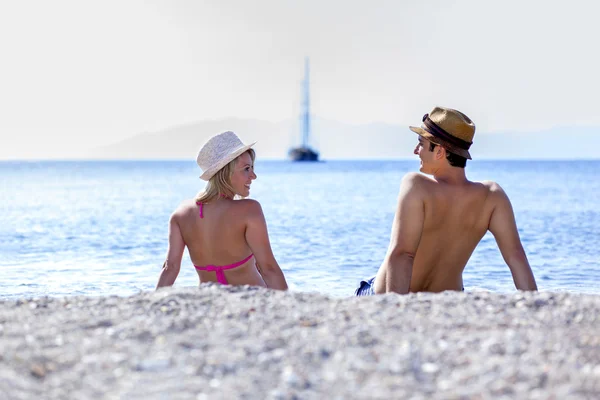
xmin=409 ymin=126 xmax=472 ymax=160
xmin=199 ymin=141 xmax=257 ymax=181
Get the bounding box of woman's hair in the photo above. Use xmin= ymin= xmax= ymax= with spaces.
xmin=195 ymin=149 xmax=256 ymax=203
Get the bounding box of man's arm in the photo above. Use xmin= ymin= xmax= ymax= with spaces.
xmin=379 ymin=173 xmax=425 ymax=294
xmin=156 ymin=212 xmax=185 ymax=289
xmin=488 ymin=183 xmax=538 ymax=291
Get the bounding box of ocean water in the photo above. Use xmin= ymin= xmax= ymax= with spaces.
xmin=1 ymin=160 xmax=599 ymax=299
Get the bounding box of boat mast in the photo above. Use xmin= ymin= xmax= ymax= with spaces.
xmin=301 ymin=57 xmax=310 ymax=149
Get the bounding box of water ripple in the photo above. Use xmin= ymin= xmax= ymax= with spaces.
xmin=1 ymin=160 xmax=599 ymax=299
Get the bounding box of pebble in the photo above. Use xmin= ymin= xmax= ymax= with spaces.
xmin=0 ymin=285 xmax=597 ymax=399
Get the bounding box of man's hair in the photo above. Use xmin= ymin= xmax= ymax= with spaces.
xmin=428 ymin=143 xmax=467 ymax=168
xmin=195 ymin=149 xmax=256 ymax=203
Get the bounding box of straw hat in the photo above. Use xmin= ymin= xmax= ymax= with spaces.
xmin=409 ymin=106 xmax=476 ymax=159
xmin=196 ymin=131 xmax=256 ymax=181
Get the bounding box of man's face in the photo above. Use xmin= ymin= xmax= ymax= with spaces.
xmin=413 ymin=136 xmax=436 ymax=174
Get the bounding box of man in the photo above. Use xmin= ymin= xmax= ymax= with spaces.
xmin=355 ymin=106 xmax=538 ymax=295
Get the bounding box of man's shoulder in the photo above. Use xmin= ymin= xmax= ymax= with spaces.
xmin=399 ymin=173 xmax=433 ymax=201
xmin=401 ymin=172 xmax=434 ymax=187
xmin=476 ymin=180 xmax=511 ymax=205
xmin=478 ymin=180 xmax=505 ymax=194
xmin=401 ymin=172 xmax=439 ymax=194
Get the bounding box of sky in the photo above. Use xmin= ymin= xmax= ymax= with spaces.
xmin=1 ymin=0 xmax=599 ymax=159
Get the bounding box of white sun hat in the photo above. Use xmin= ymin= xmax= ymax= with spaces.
xmin=196 ymin=131 xmax=257 ymax=181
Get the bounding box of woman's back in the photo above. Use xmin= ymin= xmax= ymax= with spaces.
xmin=176 ymin=198 xmax=266 ymax=286
xmin=156 ymin=131 xmax=287 ymax=291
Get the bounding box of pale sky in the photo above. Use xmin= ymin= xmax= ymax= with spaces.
xmin=1 ymin=0 xmax=599 ymax=159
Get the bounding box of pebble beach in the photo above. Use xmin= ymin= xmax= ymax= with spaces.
xmin=1 ymin=285 xmax=598 ymax=399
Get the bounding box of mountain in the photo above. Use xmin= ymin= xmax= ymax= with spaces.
xmin=86 ymin=118 xmax=290 ymax=160
xmin=87 ymin=118 xmax=600 ymax=160
xmin=473 ymin=127 xmax=600 ymax=159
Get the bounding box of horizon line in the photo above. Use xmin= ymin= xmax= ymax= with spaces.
xmin=1 ymin=157 xmax=599 ymax=163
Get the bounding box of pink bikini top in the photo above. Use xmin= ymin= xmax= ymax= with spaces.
xmin=193 ymin=201 xmax=254 ymax=285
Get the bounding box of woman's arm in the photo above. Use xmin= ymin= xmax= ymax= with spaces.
xmin=244 ymin=201 xmax=288 ymax=290
xmin=156 ymin=212 xmax=185 ymax=289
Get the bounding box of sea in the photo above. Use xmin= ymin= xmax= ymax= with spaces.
xmin=1 ymin=160 xmax=599 ymax=299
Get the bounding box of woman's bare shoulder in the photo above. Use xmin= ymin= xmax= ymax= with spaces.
xmin=233 ymin=198 xmax=263 ymax=215
xmin=222 ymin=199 xmax=264 ymax=222
xmin=172 ymin=199 xmax=199 ymax=218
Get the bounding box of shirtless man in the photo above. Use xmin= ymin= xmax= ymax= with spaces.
xmin=355 ymin=106 xmax=538 ymax=295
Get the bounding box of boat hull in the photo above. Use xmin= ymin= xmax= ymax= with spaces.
xmin=289 ymin=147 xmax=319 ymax=162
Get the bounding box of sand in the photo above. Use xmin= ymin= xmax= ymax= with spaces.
xmin=0 ymin=285 xmax=598 ymax=399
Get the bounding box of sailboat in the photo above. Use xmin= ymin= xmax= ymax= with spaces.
xmin=288 ymin=58 xmax=319 ymax=162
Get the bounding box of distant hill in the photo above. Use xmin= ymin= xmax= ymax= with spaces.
xmin=474 ymin=127 xmax=600 ymax=159
xmin=87 ymin=118 xmax=290 ymax=160
xmin=86 ymin=118 xmax=600 ymax=160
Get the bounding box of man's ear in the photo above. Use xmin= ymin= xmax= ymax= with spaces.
xmin=436 ymin=146 xmax=445 ymax=160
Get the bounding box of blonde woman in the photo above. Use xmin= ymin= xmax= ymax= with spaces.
xmin=156 ymin=131 xmax=288 ymax=290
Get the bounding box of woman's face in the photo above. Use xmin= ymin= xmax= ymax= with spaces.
xmin=230 ymin=151 xmax=257 ymax=197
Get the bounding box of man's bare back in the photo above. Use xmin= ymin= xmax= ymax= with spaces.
xmin=374 ymin=173 xmax=516 ymax=293
xmin=356 ymin=106 xmax=537 ymax=295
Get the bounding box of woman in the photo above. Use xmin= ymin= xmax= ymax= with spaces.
xmin=156 ymin=131 xmax=288 ymax=290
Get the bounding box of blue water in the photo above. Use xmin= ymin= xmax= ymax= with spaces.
xmin=1 ymin=160 xmax=599 ymax=299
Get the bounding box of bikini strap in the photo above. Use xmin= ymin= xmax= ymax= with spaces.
xmin=196 ymin=201 xmax=203 ymax=218
xmin=226 ymin=253 xmax=254 ymax=269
